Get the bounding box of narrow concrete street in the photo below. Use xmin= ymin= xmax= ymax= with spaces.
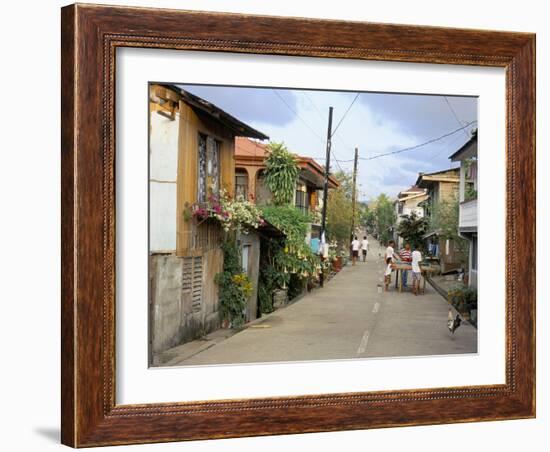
xmin=163 ymin=238 xmax=477 ymax=367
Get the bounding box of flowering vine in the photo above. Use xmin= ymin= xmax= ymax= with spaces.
xmin=190 ymin=189 xmax=264 ymax=233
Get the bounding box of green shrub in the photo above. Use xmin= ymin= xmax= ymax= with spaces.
xmin=447 ymin=286 xmax=477 ymax=313
xmin=215 ymin=240 xmax=253 ymax=328
xmin=256 ymin=205 xmax=322 ymax=309
xmin=263 ymin=142 xmax=300 ymax=206
xmin=261 ymin=205 xmax=321 ymax=288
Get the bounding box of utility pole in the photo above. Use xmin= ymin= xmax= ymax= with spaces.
xmin=350 ymin=147 xmax=359 ymax=241
xmin=320 ymin=106 xmax=333 ymax=288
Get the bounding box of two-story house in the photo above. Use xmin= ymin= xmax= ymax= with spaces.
xmin=234 ymin=137 xmax=339 ymax=249
xmin=148 ymin=84 xmax=269 ymax=363
xmin=393 ymin=186 xmax=428 ymax=249
xmin=449 ymin=130 xmax=478 ymax=287
xmin=416 ymin=167 xmax=465 ymax=273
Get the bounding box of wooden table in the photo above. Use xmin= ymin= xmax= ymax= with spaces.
xmin=392 ymin=262 xmax=437 ymax=293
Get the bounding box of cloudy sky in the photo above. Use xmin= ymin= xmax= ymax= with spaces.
xmin=178 ymin=84 xmax=477 ymax=202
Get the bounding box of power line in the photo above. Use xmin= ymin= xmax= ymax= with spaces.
xmin=303 ymin=91 xmax=357 ymax=154
xmin=331 ymin=93 xmax=360 ymax=137
xmin=272 ymin=89 xmax=325 ymax=144
xmin=361 ymin=120 xmax=477 ymax=161
xmin=443 ymin=96 xmax=470 ymax=138
xmin=430 ymin=130 xmax=467 ymax=162
xmin=272 ymin=89 xmax=365 ymax=177
xmin=302 ymin=91 xmax=327 ymax=123
xmin=312 ymin=120 xmax=477 ymax=163
xmin=275 ymin=89 xmax=349 ymax=174
xmin=274 ymin=89 xmax=347 ymax=172
xmin=329 ymin=148 xmax=346 ymax=173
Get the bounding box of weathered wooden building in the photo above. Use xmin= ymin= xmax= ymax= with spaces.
xmin=416 ymin=168 xmax=465 ymax=273
xmin=148 ymin=84 xmax=268 ymax=362
xmin=449 ymin=131 xmax=478 ymax=287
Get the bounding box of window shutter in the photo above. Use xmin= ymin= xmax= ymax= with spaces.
xmin=182 ymin=256 xmax=203 ymax=312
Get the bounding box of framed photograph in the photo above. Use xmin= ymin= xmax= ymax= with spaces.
xmin=61 ymin=3 xmax=535 ymax=447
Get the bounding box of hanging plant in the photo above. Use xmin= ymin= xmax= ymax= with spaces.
xmin=263 ymin=142 xmax=300 ymax=206
xmin=261 ymin=205 xmax=321 ymax=288
xmin=214 ymin=240 xmax=253 ymax=328
xmin=190 ymin=189 xmax=264 ymax=233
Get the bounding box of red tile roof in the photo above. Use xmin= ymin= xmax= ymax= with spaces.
xmin=235 ymin=137 xmax=270 ymax=158
xmin=235 ymin=137 xmax=339 ymax=189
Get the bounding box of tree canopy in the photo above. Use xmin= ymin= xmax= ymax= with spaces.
xmin=396 ymin=211 xmax=428 ymax=250
xmin=372 ymin=194 xmax=395 ymax=245
xmin=429 ymin=194 xmax=469 ymax=264
xmin=326 ymin=170 xmax=357 ymax=250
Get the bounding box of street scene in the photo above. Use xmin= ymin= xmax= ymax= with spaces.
xmin=148 ymin=83 xmax=478 ymax=367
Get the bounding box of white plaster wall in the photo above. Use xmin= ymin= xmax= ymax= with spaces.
xmin=149 ymin=111 xmax=179 ymax=252
xmin=459 ymin=199 xmax=478 ymax=229
xmin=404 ymin=199 xmax=425 ymax=218
xmin=150 ymin=183 xmax=177 ymax=251
xmin=397 ymin=201 xmax=425 ymax=221
xmin=150 ymin=111 xmax=179 ymax=180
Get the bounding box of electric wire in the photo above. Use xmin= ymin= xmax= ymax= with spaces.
xmin=443 ymin=96 xmax=470 ymax=138
xmin=330 ymin=93 xmax=360 ymax=137
xmin=311 ymin=120 xmax=477 ymax=163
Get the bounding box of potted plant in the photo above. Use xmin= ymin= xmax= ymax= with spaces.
xmin=331 ymin=249 xmax=342 ymax=272
xmin=273 ymin=287 xmax=288 ymax=308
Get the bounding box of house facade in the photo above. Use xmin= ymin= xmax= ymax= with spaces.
xmin=234 ymin=137 xmax=339 ymax=250
xmin=148 ymin=84 xmax=268 ymax=361
xmin=416 ymin=168 xmax=465 ymax=273
xmin=449 ymin=131 xmax=478 ymax=287
xmin=393 ymin=186 xmax=428 ymax=249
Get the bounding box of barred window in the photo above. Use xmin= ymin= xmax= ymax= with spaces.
xmin=198 ymin=133 xmax=220 ymax=203
xmin=235 ymin=170 xmax=249 ymax=200
xmin=295 ymin=189 xmax=308 ymax=214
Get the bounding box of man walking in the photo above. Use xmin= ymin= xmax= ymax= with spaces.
xmin=361 ymin=236 xmax=369 ymax=262
xmin=399 ymin=243 xmax=412 ymax=289
xmin=351 ymin=236 xmax=360 ymax=266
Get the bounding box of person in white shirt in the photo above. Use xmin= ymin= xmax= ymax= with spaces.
xmin=351 ymin=236 xmax=360 ymax=266
xmin=384 ymin=256 xmax=393 ymax=291
xmin=361 ymin=236 xmax=369 ymax=262
xmin=383 ymin=240 xmax=399 ymax=290
xmin=411 ymin=246 xmax=423 ymax=296
xmin=385 ymin=240 xmax=399 ymax=262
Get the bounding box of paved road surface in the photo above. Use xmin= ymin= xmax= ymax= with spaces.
xmin=163 ymin=238 xmax=477 ymax=366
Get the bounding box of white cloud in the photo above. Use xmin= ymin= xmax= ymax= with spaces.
xmin=248 ymin=90 xmax=424 ymax=201
xmin=187 ymin=85 xmax=474 ymax=201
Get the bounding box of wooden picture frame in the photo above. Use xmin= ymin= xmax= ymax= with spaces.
xmin=61 ymin=3 xmax=535 ymax=447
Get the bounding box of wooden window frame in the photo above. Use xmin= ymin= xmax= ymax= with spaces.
xmin=197 ymin=133 xmax=221 ymax=204
xmin=235 ymin=169 xmax=249 ymax=200
xmin=295 ymin=189 xmax=308 ymax=214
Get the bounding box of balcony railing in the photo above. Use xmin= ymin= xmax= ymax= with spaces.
xmin=459 ymin=198 xmax=477 ymax=231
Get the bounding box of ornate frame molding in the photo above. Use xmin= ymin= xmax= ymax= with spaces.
xmin=61 ymin=4 xmax=535 ymax=447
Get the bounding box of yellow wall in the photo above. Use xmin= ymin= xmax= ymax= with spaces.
xmin=149 ymin=84 xmax=235 ymax=257
xmin=176 ymin=101 xmax=235 ymax=256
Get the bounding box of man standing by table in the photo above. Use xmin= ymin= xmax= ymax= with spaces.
xmin=399 ymin=243 xmax=412 ymax=289
xmin=385 ymin=240 xmax=400 ymax=262
xmin=411 ymin=245 xmax=423 ymax=296
xmin=384 ymin=240 xmax=400 ymax=290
